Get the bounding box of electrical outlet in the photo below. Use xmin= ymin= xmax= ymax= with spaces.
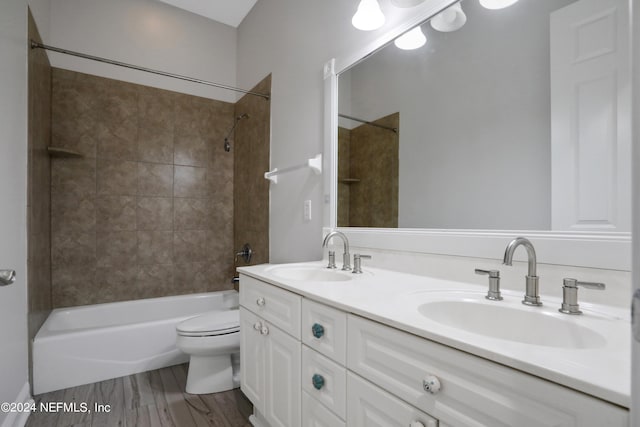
xmin=304 ymin=200 xmax=312 ymax=222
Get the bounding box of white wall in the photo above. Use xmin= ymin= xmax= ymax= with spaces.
xmin=48 ymin=0 xmax=238 ymax=102
xmin=0 ymin=0 xmax=30 ymax=423
xmin=341 ymin=0 xmax=575 ymax=230
xmin=237 ymin=0 xmax=440 ymax=262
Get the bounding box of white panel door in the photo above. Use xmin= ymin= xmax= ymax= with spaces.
xmin=0 ymin=0 xmax=30 ymax=424
xmin=240 ymin=307 xmax=266 ymax=414
xmin=265 ymin=321 xmax=301 ymax=427
xmin=550 ymin=0 xmax=630 ymax=231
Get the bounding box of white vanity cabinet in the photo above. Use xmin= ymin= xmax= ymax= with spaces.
xmin=239 ymin=276 xmax=302 ymax=427
xmin=239 ymin=274 xmax=628 ymax=427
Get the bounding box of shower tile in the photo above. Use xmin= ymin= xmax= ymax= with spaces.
xmin=97 ymin=158 xmax=137 ymax=196
xmin=136 ymin=264 xmax=175 ymax=299
xmin=138 ymin=86 xmax=176 ymax=131
xmin=51 ymin=264 xmax=97 ymax=308
xmin=94 ymin=265 xmax=138 ymax=304
xmin=174 ymin=198 xmax=211 ymax=231
xmin=174 ymin=166 xmax=207 ymax=198
xmin=137 ymin=197 xmax=173 ymax=231
xmin=51 ymin=157 xmax=96 ymax=197
xmin=174 ymin=262 xmax=209 ymax=293
xmin=209 ymin=145 xmax=234 ymax=173
xmin=137 ymin=163 xmax=173 ymax=197
xmin=97 ymin=231 xmax=137 ymax=267
xmin=174 ymin=133 xmax=209 ymax=167
xmin=51 ymin=230 xmax=96 ymax=266
xmin=208 ymin=169 xmax=233 ymax=200
xmin=207 ymin=262 xmax=234 ymax=292
xmin=96 ymin=196 xmax=137 ymax=231
xmin=207 ymin=229 xmax=233 ymax=263
xmin=173 ymin=230 xmax=207 ymax=263
xmin=175 ymin=95 xmax=213 ymax=136
xmin=51 ymin=193 xmax=96 ymax=233
xmin=96 ymin=119 xmax=138 ymax=161
xmin=137 ymin=231 xmax=173 ymax=265
xmin=138 ymin=126 xmax=173 ymax=164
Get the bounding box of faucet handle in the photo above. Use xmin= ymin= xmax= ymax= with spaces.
xmin=559 ymin=278 xmax=605 ymax=315
xmin=327 ymin=251 xmax=337 ymax=269
xmin=475 ymin=269 xmax=502 ymax=301
xmin=563 ymin=278 xmax=606 ymax=290
xmin=353 ymin=254 xmax=372 ymax=274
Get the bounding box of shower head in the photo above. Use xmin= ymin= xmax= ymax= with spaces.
xmin=223 ymin=113 xmax=250 ymax=152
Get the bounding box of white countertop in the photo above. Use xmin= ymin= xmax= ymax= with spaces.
xmin=238 ymin=261 xmax=631 ymax=409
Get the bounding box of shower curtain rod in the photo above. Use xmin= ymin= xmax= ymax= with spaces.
xmin=30 ymin=40 xmax=270 ymax=100
xmin=338 ymin=113 xmax=398 ymax=133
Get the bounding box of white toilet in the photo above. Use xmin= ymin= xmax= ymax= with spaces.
xmin=176 ymin=309 xmax=240 ymax=394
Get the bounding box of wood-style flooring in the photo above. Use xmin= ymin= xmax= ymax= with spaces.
xmin=26 ymin=364 xmax=252 ymax=427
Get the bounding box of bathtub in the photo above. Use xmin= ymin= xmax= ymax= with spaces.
xmin=33 ymin=290 xmax=238 ymax=395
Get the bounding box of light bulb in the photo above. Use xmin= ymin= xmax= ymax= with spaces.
xmin=430 ymin=3 xmax=466 ymax=32
xmin=479 ymin=0 xmax=519 ymax=10
xmin=389 ymin=0 xmax=426 ymax=7
xmin=394 ymin=26 xmax=427 ymax=50
xmin=352 ymin=0 xmax=386 ymax=31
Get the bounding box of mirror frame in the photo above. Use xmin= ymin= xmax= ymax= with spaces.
xmin=323 ymin=0 xmax=631 ymax=271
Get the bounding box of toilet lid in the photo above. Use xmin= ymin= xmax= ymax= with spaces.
xmin=176 ymin=309 xmax=240 ymax=336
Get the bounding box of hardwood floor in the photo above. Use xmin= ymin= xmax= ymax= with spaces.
xmin=27 ymin=364 xmax=253 ymax=427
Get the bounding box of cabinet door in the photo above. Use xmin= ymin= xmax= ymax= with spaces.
xmin=265 ymin=321 xmax=301 ymax=427
xmin=302 ymin=391 xmax=346 ymax=427
xmin=240 ymin=307 xmax=266 ymax=413
xmin=347 ymin=372 xmax=438 ymax=427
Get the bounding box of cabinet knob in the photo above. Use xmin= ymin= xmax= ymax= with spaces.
xmin=260 ymin=324 xmax=269 ymax=335
xmin=312 ymin=374 xmax=325 ymax=390
xmin=256 ymin=297 xmax=266 ymax=307
xmin=253 ymin=321 xmax=262 ymax=331
xmin=422 ymin=375 xmax=441 ymax=394
xmin=311 ymin=323 xmax=325 ymax=339
xmin=409 ymin=422 xmax=426 ymax=427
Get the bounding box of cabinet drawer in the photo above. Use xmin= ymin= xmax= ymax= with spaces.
xmin=302 ymin=298 xmax=347 ymax=365
xmin=239 ymin=274 xmax=301 ymax=339
xmin=302 ymin=391 xmax=346 ymax=427
xmin=347 ymin=372 xmax=438 ymax=427
xmin=347 ymin=315 xmax=629 ymax=427
xmin=302 ymin=345 xmax=347 ymax=420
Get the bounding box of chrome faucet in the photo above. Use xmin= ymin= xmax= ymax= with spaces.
xmin=503 ymin=237 xmax=542 ymax=306
xmin=322 ymin=231 xmax=351 ymax=271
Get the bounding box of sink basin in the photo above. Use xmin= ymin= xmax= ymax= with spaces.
xmin=268 ymin=266 xmax=352 ymax=282
xmin=418 ymin=298 xmax=607 ymax=349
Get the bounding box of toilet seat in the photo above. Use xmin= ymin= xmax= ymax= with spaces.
xmin=177 ymin=309 xmax=240 ymax=337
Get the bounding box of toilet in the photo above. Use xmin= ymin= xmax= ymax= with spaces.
xmin=176 ymin=309 xmax=240 ymax=394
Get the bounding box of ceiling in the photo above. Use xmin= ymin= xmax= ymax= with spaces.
xmin=155 ymin=0 xmax=258 ymax=27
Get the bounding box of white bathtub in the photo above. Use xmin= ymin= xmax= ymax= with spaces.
xmin=33 ymin=290 xmax=238 ymax=395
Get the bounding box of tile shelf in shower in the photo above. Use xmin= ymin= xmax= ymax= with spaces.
xmin=339 ymin=178 xmax=360 ymax=184
xmin=47 ymin=146 xmax=83 ymax=158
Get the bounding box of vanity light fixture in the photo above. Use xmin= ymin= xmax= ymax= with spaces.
xmin=479 ymin=0 xmax=519 ymax=10
xmin=430 ymin=3 xmax=466 ymax=32
xmin=394 ymin=26 xmax=427 ymax=50
xmin=352 ymin=0 xmax=386 ymax=31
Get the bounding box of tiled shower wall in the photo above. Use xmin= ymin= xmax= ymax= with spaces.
xmin=50 ymin=69 xmax=236 ymax=307
xmin=27 ymin=9 xmax=52 ymax=348
xmin=233 ymin=75 xmax=271 ymax=267
xmin=338 ymin=112 xmax=399 ymax=228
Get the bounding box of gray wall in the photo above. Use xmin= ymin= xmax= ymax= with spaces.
xmin=237 ymin=0 xmax=436 ymax=261
xmin=343 ymin=0 xmax=575 ymax=230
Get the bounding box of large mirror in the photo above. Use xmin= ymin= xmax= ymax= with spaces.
xmin=336 ymin=0 xmax=630 ymax=232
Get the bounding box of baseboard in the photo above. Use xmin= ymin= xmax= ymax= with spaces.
xmin=248 ymin=411 xmax=269 ymax=427
xmin=1 ymin=382 xmax=33 ymax=427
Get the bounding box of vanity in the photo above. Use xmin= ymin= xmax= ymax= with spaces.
xmin=238 ymin=262 xmax=629 ymax=427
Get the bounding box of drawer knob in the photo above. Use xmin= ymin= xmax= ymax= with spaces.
xmin=312 ymin=374 xmax=325 ymax=390
xmin=422 ymin=375 xmax=441 ymax=394
xmin=253 ymin=321 xmax=262 ymax=331
xmin=260 ymin=324 xmax=269 ymax=335
xmin=311 ymin=323 xmax=325 ymax=339
xmin=256 ymin=297 xmax=266 ymax=307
